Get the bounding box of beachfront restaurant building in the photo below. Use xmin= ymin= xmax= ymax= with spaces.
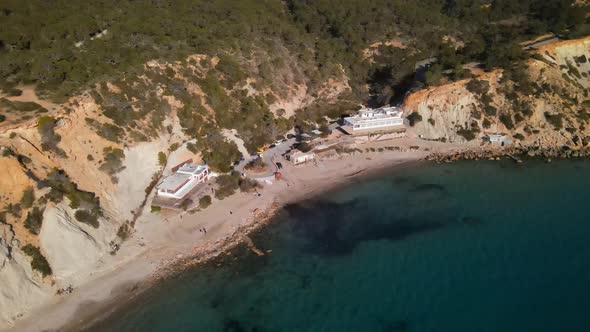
xmin=342 ymin=106 xmax=406 ymax=135
xmin=156 ymin=163 xmax=209 ymax=199
xmin=289 ymin=151 xmax=315 ymax=165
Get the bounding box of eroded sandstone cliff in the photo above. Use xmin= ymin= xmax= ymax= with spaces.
xmin=404 ymin=37 xmax=590 ymax=148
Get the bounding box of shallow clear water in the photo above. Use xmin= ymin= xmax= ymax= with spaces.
xmin=90 ymin=159 xmax=590 ymax=332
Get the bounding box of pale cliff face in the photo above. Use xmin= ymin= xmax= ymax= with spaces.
xmin=404 ymin=37 xmax=590 ymax=148
xmin=404 ymin=78 xmax=487 ymax=143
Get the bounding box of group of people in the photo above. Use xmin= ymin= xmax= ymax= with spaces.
xmin=199 ymin=228 xmax=207 ymax=234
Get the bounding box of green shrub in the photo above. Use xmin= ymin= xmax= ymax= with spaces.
xmin=0 ymin=114 xmax=5 ymax=122
xmin=4 ymin=203 xmax=22 ymax=218
xmin=499 ymin=114 xmax=515 ymax=129
xmin=202 ymin=136 xmax=241 ymax=173
xmin=150 ymin=205 xmax=161 ymax=213
xmin=117 ymin=222 xmax=132 ymax=240
xmin=0 ymin=98 xmax=47 ymax=113
xmin=187 ymin=142 xmax=200 ymax=154
xmin=7 ymin=88 xmax=23 ymax=97
xmin=145 ymin=172 xmax=161 ymax=196
xmin=96 ymin=123 xmax=125 ymax=143
xmin=239 ymin=177 xmax=261 ymax=192
xmin=215 ymin=173 xmax=240 ymax=200
xmin=427 ymin=118 xmax=435 ymax=126
xmin=100 ymin=147 xmax=126 ymax=179
xmin=42 ymin=169 xmax=100 ymax=212
xmin=180 ymin=199 xmax=192 ymax=211
xmin=566 ymin=60 xmax=582 ymax=79
xmin=102 ymin=104 xmax=138 ymax=127
xmin=74 ymin=210 xmax=99 ymax=228
xmin=457 ymin=127 xmax=478 ymax=141
xmin=20 ymin=188 xmax=35 ymax=209
xmin=296 ymin=142 xmax=312 ymax=153
xmin=244 ymin=157 xmax=266 ymax=170
xmin=576 ymin=111 xmax=590 ymax=122
xmin=24 ymin=207 xmax=43 ymax=235
xmin=513 ymin=133 xmax=525 ymax=140
xmin=38 ymin=116 xmax=66 ymax=156
xmin=158 ymin=151 xmax=167 ymax=166
xmin=22 ymin=245 xmax=52 ymax=277
xmin=165 ymin=67 xmax=176 ymax=78
xmin=199 ymin=195 xmax=212 ymax=209
xmin=574 ymin=55 xmax=587 ymax=64
xmin=216 ymin=54 xmax=246 ymax=87
xmin=168 ymin=142 xmax=180 ymax=152
xmin=406 ymin=112 xmax=422 ymax=126
xmin=484 ymin=105 xmax=497 ymax=116
xmin=544 ymin=112 xmax=564 ymax=129
xmin=465 ymin=79 xmax=489 ymax=96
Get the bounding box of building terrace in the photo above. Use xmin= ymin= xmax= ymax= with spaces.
xmin=341 ymin=106 xmax=407 ymax=135
xmin=156 ymin=163 xmax=209 ymax=201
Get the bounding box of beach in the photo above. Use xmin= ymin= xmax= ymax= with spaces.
xmin=7 ymin=138 xmax=462 ymax=332
xmin=87 ymin=158 xmax=590 ymax=332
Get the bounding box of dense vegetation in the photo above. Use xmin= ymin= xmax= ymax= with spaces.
xmin=22 ymin=244 xmax=52 ymax=277
xmin=100 ymin=147 xmax=126 ymax=182
xmin=24 ymin=207 xmax=43 ymax=235
xmin=1 ymin=0 xmax=587 ymax=98
xmin=39 ymin=169 xmax=103 ymax=228
xmin=198 ymin=195 xmax=212 ymax=209
xmin=1 ymin=0 xmax=588 ymax=166
xmin=38 ymin=116 xmax=66 ymax=157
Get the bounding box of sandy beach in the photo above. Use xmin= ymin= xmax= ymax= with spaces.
xmin=7 ymin=138 xmax=462 ymax=332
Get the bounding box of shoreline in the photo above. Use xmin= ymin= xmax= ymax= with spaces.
xmin=74 ymin=158 xmax=428 ymax=332
xmin=6 ymin=138 xmax=459 ymax=332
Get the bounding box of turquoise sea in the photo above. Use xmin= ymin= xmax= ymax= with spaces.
xmin=88 ymin=159 xmax=590 ymax=332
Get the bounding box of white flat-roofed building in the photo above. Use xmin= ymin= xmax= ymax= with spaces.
xmin=343 ymin=106 xmax=406 ymax=134
xmin=157 ymin=163 xmax=209 ymax=199
xmin=289 ymin=151 xmax=315 ymax=165
xmin=488 ymin=134 xmax=512 ymax=147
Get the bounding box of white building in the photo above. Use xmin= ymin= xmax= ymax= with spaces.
xmin=289 ymin=151 xmax=315 ymax=165
xmin=488 ymin=134 xmax=512 ymax=147
xmin=343 ymin=106 xmax=406 ymax=134
xmin=157 ymin=163 xmax=209 ymax=199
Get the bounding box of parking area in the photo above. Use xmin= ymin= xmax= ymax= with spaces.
xmin=234 ymin=138 xmax=297 ymax=178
